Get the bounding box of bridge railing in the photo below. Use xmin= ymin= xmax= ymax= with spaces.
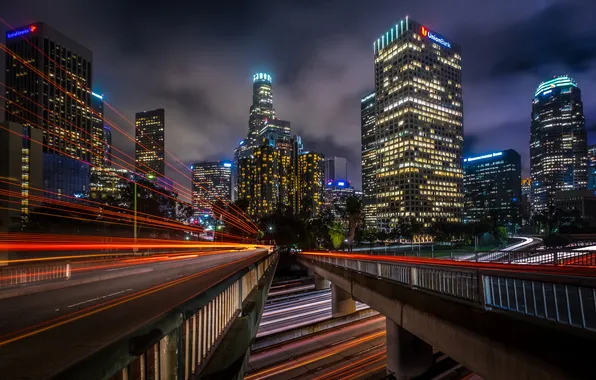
xmin=302 ymin=253 xmax=596 ymax=333
xmin=55 ymin=250 xmax=278 ymax=380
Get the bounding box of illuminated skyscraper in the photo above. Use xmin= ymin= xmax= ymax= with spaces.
xmin=298 ymin=151 xmax=325 ymax=218
xmin=588 ymin=145 xmax=596 ymax=190
xmin=521 ymin=178 xmax=531 ymax=223
xmin=360 ymin=92 xmax=376 ymax=228
xmin=5 ymin=22 xmax=93 ymax=163
xmin=90 ymin=92 xmax=105 ymax=167
xmin=135 ymin=109 xmax=165 ymax=178
xmin=191 ymin=161 xmax=232 ymax=214
xmin=463 ymin=150 xmax=521 ymax=226
xmin=373 ymin=18 xmax=464 ymax=230
xmin=530 ymin=76 xmax=587 ymax=214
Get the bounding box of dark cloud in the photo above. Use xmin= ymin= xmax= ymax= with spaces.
xmin=2 ymin=0 xmax=595 ymax=198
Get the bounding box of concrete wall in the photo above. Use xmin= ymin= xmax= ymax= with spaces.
xmin=300 ymin=258 xmax=595 ymax=380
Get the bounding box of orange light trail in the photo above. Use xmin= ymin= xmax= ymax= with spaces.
xmin=0 ymin=249 xmax=266 ymax=347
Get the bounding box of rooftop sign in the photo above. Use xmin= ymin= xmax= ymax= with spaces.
xmin=7 ymin=25 xmax=37 ymax=39
xmin=464 ymin=151 xmax=503 ymax=163
xmin=421 ymin=26 xmax=451 ymax=49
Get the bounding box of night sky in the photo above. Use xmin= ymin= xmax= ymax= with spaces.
xmin=2 ymin=0 xmax=595 ymax=193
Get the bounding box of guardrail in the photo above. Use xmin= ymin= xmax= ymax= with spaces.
xmin=301 ymin=253 xmax=596 ymax=333
xmin=345 ymin=248 xmax=596 ymax=266
xmin=56 ymin=250 xmax=278 ymax=380
xmin=0 ymin=262 xmax=70 ymax=286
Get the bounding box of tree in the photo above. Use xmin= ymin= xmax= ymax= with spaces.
xmin=329 ymin=222 xmax=345 ymax=250
xmin=343 ymin=196 xmax=362 ymax=251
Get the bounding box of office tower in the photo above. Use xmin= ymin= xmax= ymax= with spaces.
xmin=373 ymin=18 xmax=464 ymax=230
xmin=554 ymin=190 xmax=596 ymax=222
xmin=530 ymin=76 xmax=587 ymax=215
xmin=463 ymin=150 xmax=521 ymax=227
xmin=324 ymin=157 xmax=348 ymax=183
xmin=103 ymin=126 xmax=112 ymax=167
xmin=237 ymin=157 xmax=254 ymax=209
xmin=259 ymin=118 xmax=291 ymax=144
xmin=191 ymin=161 xmax=232 ymax=214
xmin=0 ymin=122 xmax=43 ymax=230
xmin=135 ymin=109 xmax=165 ymax=178
xmin=252 ymin=144 xmax=280 ymax=216
xmin=298 ymin=151 xmax=325 ymax=218
xmin=89 ymin=167 xmax=130 ymax=201
xmin=361 ymin=92 xmax=377 ymax=228
xmin=90 ymin=92 xmax=105 ymax=167
xmin=289 ymin=135 xmax=304 ymax=212
xmin=588 ymin=145 xmax=596 ymax=190
xmin=323 ymin=180 xmax=355 ymax=218
xmin=247 ymin=73 xmax=274 ymax=150
xmin=521 ymin=178 xmax=531 ymax=224
xmin=5 ymin=23 xmax=93 ymax=200
xmin=5 ymin=22 xmax=93 ymax=162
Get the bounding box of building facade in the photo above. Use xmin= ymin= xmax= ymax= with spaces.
xmin=373 ymin=18 xmax=464 ymax=230
xmin=191 ymin=161 xmax=232 ymax=215
xmin=463 ymin=150 xmax=521 ymax=226
xmin=298 ymin=151 xmax=324 ymax=218
xmin=361 ymin=92 xmax=377 ymax=228
xmin=553 ymin=190 xmax=596 ymax=223
xmin=521 ymin=178 xmax=531 ymax=224
xmin=90 ymin=92 xmax=105 ymax=167
xmin=530 ymin=76 xmax=587 ymax=215
xmin=323 ymin=180 xmax=355 ymax=218
xmin=5 ymin=23 xmax=93 ymax=201
xmin=135 ymin=108 xmax=165 ymax=178
xmin=0 ymin=122 xmax=43 ymax=231
xmin=588 ymin=145 xmax=596 ymax=190
xmin=324 ymin=157 xmax=348 ymax=183
xmin=89 ymin=167 xmax=130 ymax=202
xmin=103 ymin=126 xmax=112 ymax=167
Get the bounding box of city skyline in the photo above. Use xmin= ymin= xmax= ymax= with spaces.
xmin=2 ymin=1 xmax=596 ymax=195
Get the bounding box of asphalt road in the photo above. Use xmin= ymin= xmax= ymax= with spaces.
xmin=0 ymin=248 xmax=267 ymax=379
xmin=258 ymin=289 xmax=368 ymax=337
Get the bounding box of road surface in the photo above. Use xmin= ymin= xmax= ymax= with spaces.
xmin=0 ymin=248 xmax=267 ymax=379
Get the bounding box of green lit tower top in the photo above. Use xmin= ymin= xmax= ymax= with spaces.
xmin=530 ymin=75 xmax=587 ymax=215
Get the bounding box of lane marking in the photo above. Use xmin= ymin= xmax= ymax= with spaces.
xmin=67 ymin=288 xmax=133 ymax=308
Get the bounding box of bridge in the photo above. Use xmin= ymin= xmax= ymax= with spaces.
xmin=298 ymin=249 xmax=596 ymax=380
xmin=0 ymin=240 xmax=277 ymax=380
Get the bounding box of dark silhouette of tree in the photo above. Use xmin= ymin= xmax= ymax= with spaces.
xmin=343 ymin=196 xmax=362 ymax=251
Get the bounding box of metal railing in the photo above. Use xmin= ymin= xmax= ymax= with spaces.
xmin=0 ymin=262 xmax=70 ymax=286
xmin=303 ymin=253 xmax=596 ymax=333
xmin=56 ymin=251 xmax=278 ymax=380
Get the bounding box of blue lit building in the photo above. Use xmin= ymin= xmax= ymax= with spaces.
xmin=463 ymin=150 xmax=521 ymax=227
xmin=323 ymin=180 xmax=355 ymax=218
xmin=588 ymin=145 xmax=596 ymax=190
xmin=530 ymin=76 xmax=587 ymax=215
xmin=43 ymin=153 xmax=90 ymax=200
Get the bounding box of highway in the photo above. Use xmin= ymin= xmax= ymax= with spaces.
xmin=258 ymin=289 xmax=368 ymax=337
xmin=249 ymin=315 xmax=472 ymax=380
xmin=0 ymin=248 xmax=268 ymax=380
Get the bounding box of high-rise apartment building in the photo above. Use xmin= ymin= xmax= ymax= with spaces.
xmin=361 ymin=92 xmax=376 ymax=228
xmin=298 ymin=151 xmax=325 ymax=218
xmin=135 ymin=109 xmax=165 ymax=178
xmin=324 ymin=157 xmax=348 ymax=183
xmin=5 ymin=23 xmax=93 ymax=200
xmin=588 ymin=145 xmax=596 ymax=190
xmin=530 ymin=76 xmax=587 ymax=215
xmin=5 ymin=22 xmax=93 ymax=162
xmin=90 ymin=92 xmax=105 ymax=167
xmin=373 ymin=18 xmax=464 ymax=230
xmin=463 ymin=150 xmax=521 ymax=226
xmin=191 ymin=161 xmax=232 ymax=214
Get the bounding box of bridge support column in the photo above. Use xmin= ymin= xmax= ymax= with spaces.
xmin=332 ymin=283 xmax=355 ymax=317
xmin=314 ymin=273 xmax=330 ymax=290
xmin=386 ymin=319 xmax=433 ymax=379
xmin=159 ymin=327 xmax=180 ymax=380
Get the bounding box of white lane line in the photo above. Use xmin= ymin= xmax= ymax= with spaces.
xmin=166 ymin=274 xmax=185 ymax=280
xmin=67 ymin=288 xmax=133 ymax=308
xmin=106 ymin=267 xmax=131 ymax=272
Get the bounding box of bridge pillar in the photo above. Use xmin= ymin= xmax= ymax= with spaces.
xmin=159 ymin=327 xmax=180 ymax=380
xmin=314 ymin=273 xmax=330 ymax=290
xmin=386 ymin=319 xmax=433 ymax=379
xmin=331 ymin=283 xmax=355 ymax=317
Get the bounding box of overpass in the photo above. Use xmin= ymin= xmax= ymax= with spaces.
xmin=298 ymin=251 xmax=596 ymax=380
xmin=0 ymin=246 xmax=278 ymax=380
